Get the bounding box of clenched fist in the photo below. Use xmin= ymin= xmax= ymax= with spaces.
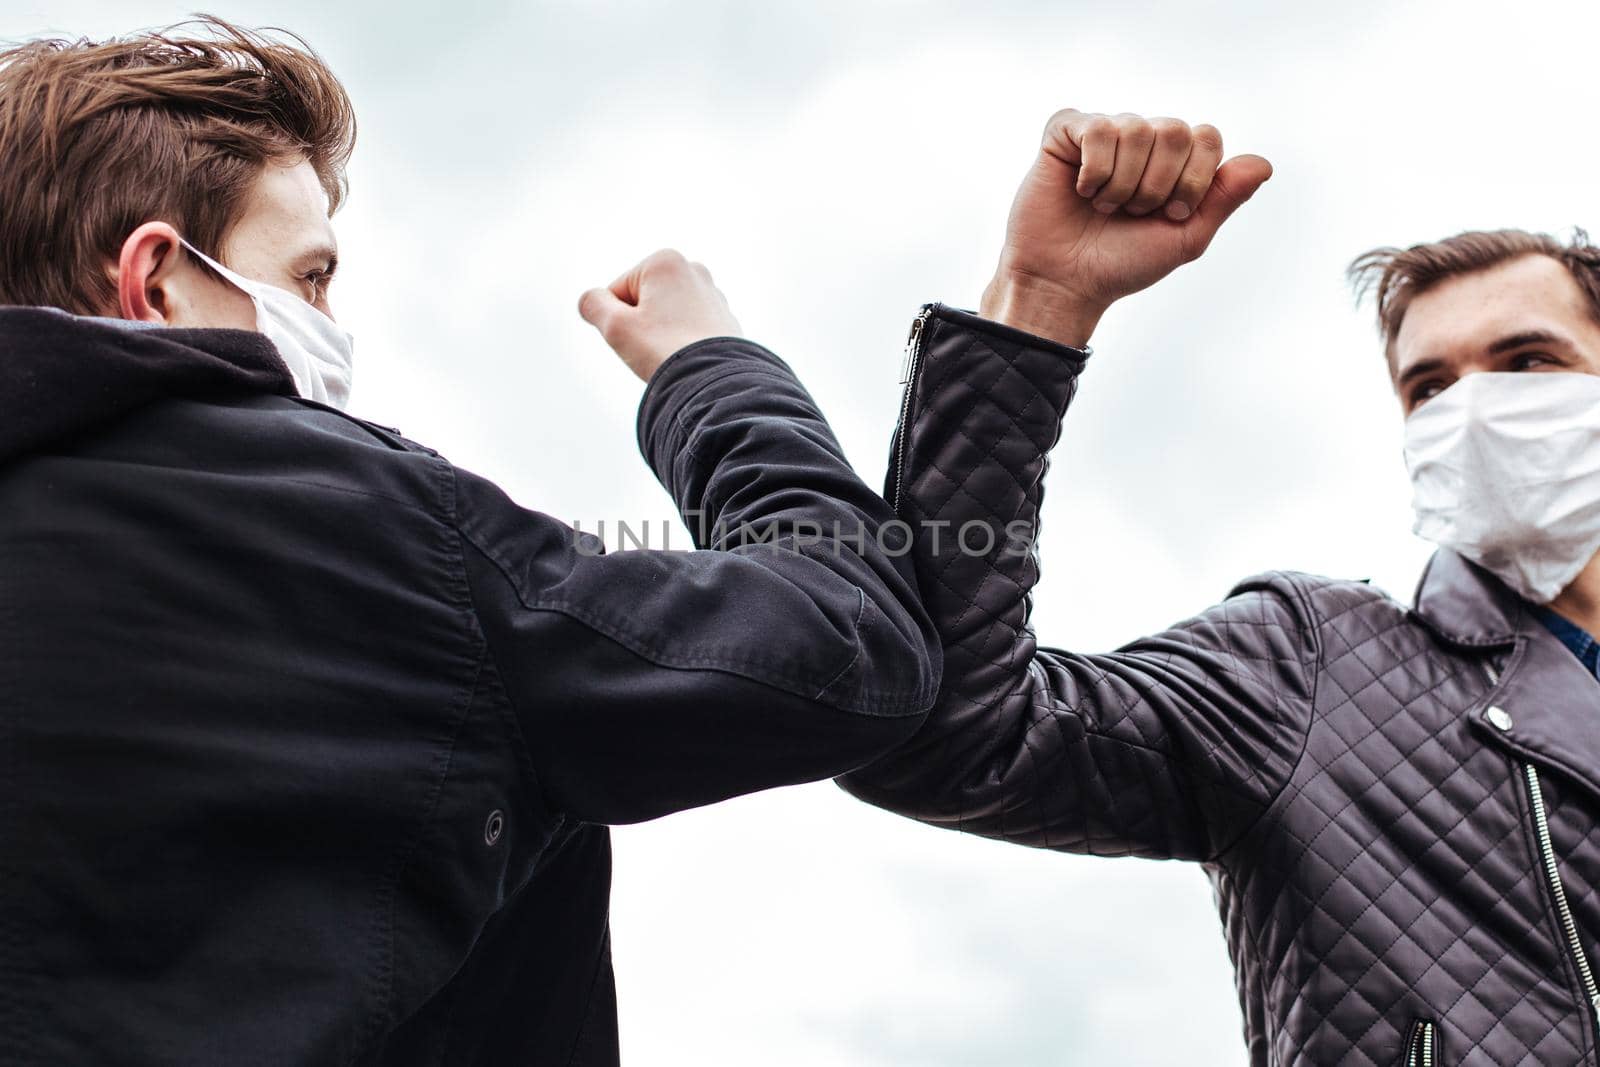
xmin=578 ymin=249 xmax=743 ymax=381
xmin=980 ymin=109 xmax=1273 ymax=347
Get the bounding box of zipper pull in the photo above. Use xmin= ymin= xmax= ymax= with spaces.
xmin=899 ymin=305 xmax=932 ymax=384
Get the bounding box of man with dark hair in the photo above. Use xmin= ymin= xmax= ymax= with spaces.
xmin=845 ymin=107 xmax=1600 ymax=1064
xmin=0 ymin=16 xmax=940 ymax=1064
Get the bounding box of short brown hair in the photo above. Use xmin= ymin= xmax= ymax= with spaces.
xmin=1348 ymin=228 xmax=1600 ymax=370
xmin=0 ymin=12 xmax=356 ymax=315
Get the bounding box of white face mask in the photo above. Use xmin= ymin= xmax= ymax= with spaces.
xmin=1403 ymin=370 xmax=1600 ymax=604
xmin=178 ymin=237 xmax=355 ymax=409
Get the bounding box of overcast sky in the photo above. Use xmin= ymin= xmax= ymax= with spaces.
xmin=6 ymin=1 xmax=1596 ymax=1062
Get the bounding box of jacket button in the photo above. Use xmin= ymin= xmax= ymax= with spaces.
xmin=1485 ymin=705 xmax=1514 ymax=732
xmin=484 ymin=809 xmax=505 ymax=846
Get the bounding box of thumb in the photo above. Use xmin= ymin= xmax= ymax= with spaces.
xmin=1185 ymin=153 xmax=1273 ymax=250
xmin=577 ymin=286 xmax=628 ymax=337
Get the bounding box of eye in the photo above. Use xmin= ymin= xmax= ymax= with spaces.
xmin=1508 ymin=350 xmax=1554 ymax=371
xmin=1408 ymin=379 xmax=1447 ymax=409
xmin=302 ymin=269 xmax=333 ymax=297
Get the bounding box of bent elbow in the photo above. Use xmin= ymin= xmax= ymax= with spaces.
xmin=820 ymin=626 xmax=940 ymax=768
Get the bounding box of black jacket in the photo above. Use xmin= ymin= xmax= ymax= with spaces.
xmin=0 ymin=307 xmax=940 ymax=1065
xmin=843 ymin=302 xmax=1600 ymax=1065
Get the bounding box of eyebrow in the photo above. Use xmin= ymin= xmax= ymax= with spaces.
xmin=1485 ymin=328 xmax=1564 ymax=355
xmin=1395 ymin=357 xmax=1447 ymax=392
xmin=299 ymin=242 xmax=339 ymax=277
xmin=1397 ymin=329 xmax=1570 ymax=391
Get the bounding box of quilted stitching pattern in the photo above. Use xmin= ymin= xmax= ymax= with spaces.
xmin=840 ymin=305 xmax=1600 ymax=1065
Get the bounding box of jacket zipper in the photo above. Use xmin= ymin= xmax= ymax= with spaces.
xmin=1405 ymin=1019 xmax=1436 ymax=1067
xmin=1483 ymin=660 xmax=1600 ymax=1038
xmin=1523 ymin=763 xmax=1600 ymax=1022
xmin=890 ymin=303 xmax=934 ymax=514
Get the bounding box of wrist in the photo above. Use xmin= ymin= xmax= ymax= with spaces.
xmin=979 ymin=271 xmax=1104 ymax=350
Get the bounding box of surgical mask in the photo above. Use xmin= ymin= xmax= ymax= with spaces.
xmin=1403 ymin=370 xmax=1600 ymax=604
xmin=178 ymin=237 xmax=355 ymax=409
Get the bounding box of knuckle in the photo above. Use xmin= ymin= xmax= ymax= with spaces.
xmin=1152 ymin=117 xmax=1191 ymax=145
xmin=1192 ymin=124 xmax=1223 ymax=153
xmin=1082 ymin=115 xmax=1115 ymax=141
xmin=1117 ymin=114 xmax=1154 ymax=142
xmin=1211 ymin=172 xmax=1244 ymax=205
xmin=1044 ymin=106 xmax=1080 ymax=134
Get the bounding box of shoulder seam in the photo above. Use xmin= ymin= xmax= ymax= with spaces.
xmin=1207 ymin=571 xmax=1325 ymax=863
xmin=439 ymin=464 xmax=556 ymax=822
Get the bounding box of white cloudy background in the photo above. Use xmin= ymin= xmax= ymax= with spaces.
xmin=5 ymin=1 xmax=1594 ymax=1062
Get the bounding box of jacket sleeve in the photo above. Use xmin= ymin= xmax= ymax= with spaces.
xmin=837 ymin=304 xmax=1319 ymax=862
xmin=449 ymin=336 xmax=941 ymax=826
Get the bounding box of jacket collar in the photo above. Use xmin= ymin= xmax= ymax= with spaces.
xmin=1414 ymin=549 xmax=1600 ymax=801
xmin=0 ymin=305 xmax=294 ymax=463
xmin=1408 ymin=547 xmax=1526 ymax=648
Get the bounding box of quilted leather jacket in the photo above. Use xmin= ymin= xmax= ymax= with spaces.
xmin=841 ymin=302 xmax=1600 ymax=1066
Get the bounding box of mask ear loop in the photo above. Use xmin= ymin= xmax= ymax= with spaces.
xmin=176 ymin=237 xmax=275 ymax=352
xmin=176 ymin=238 xmax=245 ymax=297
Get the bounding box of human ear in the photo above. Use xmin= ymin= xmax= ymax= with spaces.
xmin=116 ymin=221 xmax=185 ymax=324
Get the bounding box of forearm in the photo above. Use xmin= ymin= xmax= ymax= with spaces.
xmin=635 ymin=335 xmax=941 ymax=718
xmin=639 ymin=336 xmax=900 ymax=558
xmin=841 ymin=304 xmax=1088 ymax=824
xmin=882 ymin=303 xmax=1088 ymax=660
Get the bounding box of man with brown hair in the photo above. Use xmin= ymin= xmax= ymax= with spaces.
xmin=0 ymin=16 xmax=941 ymax=1065
xmin=844 ymin=107 xmax=1600 ymax=1064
